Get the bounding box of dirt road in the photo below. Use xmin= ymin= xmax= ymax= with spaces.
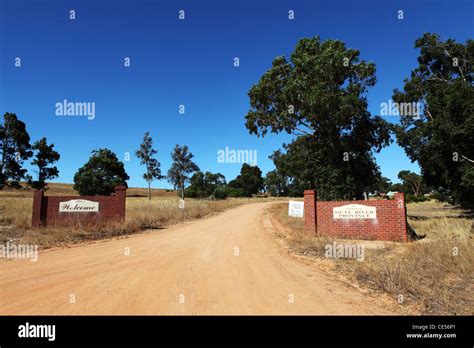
xmin=0 ymin=203 xmax=396 ymax=315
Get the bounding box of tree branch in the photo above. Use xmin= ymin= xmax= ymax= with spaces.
xmin=461 ymin=154 xmax=474 ymax=163
xmin=427 ymin=75 xmax=450 ymax=83
xmin=299 ymin=120 xmax=315 ymax=132
xmin=425 ymin=107 xmax=434 ymax=121
xmin=293 ymin=127 xmax=314 ymax=136
xmin=436 ymin=42 xmax=467 ymax=82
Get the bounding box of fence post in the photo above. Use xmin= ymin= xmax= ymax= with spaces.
xmin=304 ymin=190 xmax=317 ymax=234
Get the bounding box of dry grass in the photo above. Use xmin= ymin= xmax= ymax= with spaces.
xmin=269 ymin=201 xmax=473 ymax=315
xmin=269 ymin=203 xmax=332 ymax=257
xmin=0 ymin=184 xmax=249 ymax=247
xmin=0 ymin=182 xmax=178 ymax=198
xmin=0 ymin=197 xmax=31 ymax=228
xmin=126 ymin=196 xmax=246 ymax=226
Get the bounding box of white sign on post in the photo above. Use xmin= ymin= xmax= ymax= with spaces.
xmin=288 ymin=201 xmax=304 ymax=218
xmin=333 ymin=204 xmax=376 ymax=219
xmin=59 ymin=199 xmax=99 ymax=212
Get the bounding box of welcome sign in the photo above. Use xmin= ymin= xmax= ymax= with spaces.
xmin=32 ymin=186 xmax=126 ymax=227
xmin=59 ymin=199 xmax=99 ymax=213
xmin=333 ymin=204 xmax=376 ymax=219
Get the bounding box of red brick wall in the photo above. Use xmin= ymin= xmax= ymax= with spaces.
xmin=31 ymin=186 xmax=126 ymax=227
xmin=303 ymin=190 xmax=407 ymax=242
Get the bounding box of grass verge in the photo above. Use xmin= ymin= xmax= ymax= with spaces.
xmin=268 ymin=201 xmax=473 ymax=315
xmin=0 ymin=194 xmax=249 ymax=248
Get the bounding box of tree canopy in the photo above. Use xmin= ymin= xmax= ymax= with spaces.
xmin=397 ymin=170 xmax=426 ymax=196
xmin=264 ymin=169 xmax=289 ymax=197
xmin=244 ymin=36 xmax=391 ymax=200
xmin=185 ymin=171 xmax=227 ymax=199
xmin=167 ymin=145 xmax=199 ymax=199
xmin=29 ymin=137 xmax=60 ymax=190
xmin=0 ymin=112 xmax=32 ymax=189
xmin=136 ymin=131 xmax=162 ymax=200
xmin=73 ymin=148 xmax=129 ymax=195
xmin=392 ymin=33 xmax=474 ymax=206
xmin=227 ymin=163 xmax=264 ymax=197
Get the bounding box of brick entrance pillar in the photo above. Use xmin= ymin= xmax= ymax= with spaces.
xmin=304 ymin=190 xmax=317 ymax=234
xmin=32 ymin=190 xmax=44 ymax=227
xmin=394 ymin=192 xmax=408 ymax=242
xmin=114 ymin=185 xmax=127 ymax=221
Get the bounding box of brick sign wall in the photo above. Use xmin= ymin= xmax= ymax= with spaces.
xmin=32 ymin=186 xmax=126 ymax=227
xmin=304 ymin=190 xmax=407 ymax=242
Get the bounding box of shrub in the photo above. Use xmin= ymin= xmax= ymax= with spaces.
xmin=405 ymin=194 xmax=429 ymax=203
xmin=213 ymin=187 xmax=228 ymax=200
xmin=429 ymin=191 xmax=450 ymax=203
xmin=73 ymin=148 xmax=129 ymax=195
xmin=226 ymin=187 xmax=245 ymax=197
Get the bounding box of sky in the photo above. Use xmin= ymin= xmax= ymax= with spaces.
xmin=0 ymin=0 xmax=473 ymax=189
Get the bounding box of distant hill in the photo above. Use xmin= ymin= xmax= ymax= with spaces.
xmin=0 ymin=183 xmax=177 ymax=198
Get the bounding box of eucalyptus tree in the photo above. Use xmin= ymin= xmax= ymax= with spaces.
xmin=136 ymin=132 xmax=162 ymax=200
xmin=245 ymin=37 xmax=390 ymax=199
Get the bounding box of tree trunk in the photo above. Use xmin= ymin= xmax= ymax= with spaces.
xmin=414 ymin=182 xmax=421 ymax=196
xmin=408 ymin=182 xmax=416 ymax=195
xmin=181 ymin=186 xmax=184 ymax=199
xmin=148 ymin=181 xmax=151 ymax=201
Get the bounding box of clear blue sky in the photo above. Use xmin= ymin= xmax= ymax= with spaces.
xmin=0 ymin=0 xmax=472 ymax=189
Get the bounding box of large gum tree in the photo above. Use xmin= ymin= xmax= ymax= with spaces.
xmin=392 ymin=33 xmax=474 ymax=207
xmin=245 ymin=36 xmax=391 ymax=200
